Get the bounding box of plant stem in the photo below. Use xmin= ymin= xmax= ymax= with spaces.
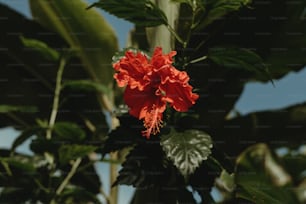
xmin=100 ymin=187 xmax=111 ymax=204
xmin=50 ymin=158 xmax=82 ymax=204
xmin=189 ymin=55 xmax=207 ymax=64
xmin=166 ymin=24 xmax=186 ymax=47
xmin=46 ymin=56 xmax=66 ymax=140
xmin=109 ymin=152 xmax=118 ymax=204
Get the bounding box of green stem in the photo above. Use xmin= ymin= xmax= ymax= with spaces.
xmin=50 ymin=158 xmax=82 ymax=204
xmin=189 ymin=55 xmax=207 ymax=64
xmin=46 ymin=56 xmax=66 ymax=140
xmin=166 ymin=24 xmax=186 ymax=47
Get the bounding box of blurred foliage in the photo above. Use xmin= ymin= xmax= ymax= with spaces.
xmin=0 ymin=0 xmax=306 ymax=203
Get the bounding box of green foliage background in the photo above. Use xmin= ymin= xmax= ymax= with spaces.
xmin=0 ymin=0 xmax=306 ymax=203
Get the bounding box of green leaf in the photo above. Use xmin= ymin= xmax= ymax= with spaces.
xmin=216 ymin=170 xmax=236 ymax=192
xmin=20 ymin=36 xmax=60 ymax=61
xmin=0 ymin=105 xmax=38 ymax=113
xmin=58 ymin=187 xmax=102 ymax=204
xmin=160 ymin=129 xmax=213 ymax=178
xmin=113 ymin=143 xmax=174 ymax=187
xmin=235 ymin=143 xmax=299 ymax=203
xmin=59 ymin=144 xmax=97 ymax=165
xmin=11 ymin=127 xmax=42 ymax=152
xmin=89 ymin=0 xmax=168 ymax=27
xmin=63 ymin=80 xmax=110 ymax=94
xmin=30 ymin=0 xmax=118 ymax=112
xmin=197 ymin=0 xmax=251 ymax=29
xmin=0 ymin=188 xmax=33 ymax=203
xmin=208 ymin=47 xmax=271 ymax=81
xmin=0 ymin=157 xmax=36 ymax=175
xmin=53 ymin=122 xmax=86 ymax=142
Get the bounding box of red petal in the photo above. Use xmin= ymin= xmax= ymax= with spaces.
xmin=113 ymin=50 xmax=153 ymax=90
xmin=150 ymin=47 xmax=176 ymax=69
xmin=160 ymin=81 xmax=199 ymax=112
xmin=123 ymin=86 xmax=166 ymax=119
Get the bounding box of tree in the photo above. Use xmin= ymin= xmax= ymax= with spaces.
xmin=0 ymin=0 xmax=305 ymax=203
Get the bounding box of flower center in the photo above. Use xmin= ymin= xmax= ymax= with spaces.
xmin=142 ymin=105 xmax=163 ymax=138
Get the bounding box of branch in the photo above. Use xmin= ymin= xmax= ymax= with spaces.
xmin=46 ymin=56 xmax=66 ymax=140
xmin=50 ymin=158 xmax=82 ymax=204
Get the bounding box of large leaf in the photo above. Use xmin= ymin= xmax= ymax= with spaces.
xmin=208 ymin=47 xmax=270 ymax=80
xmin=30 ymin=0 xmax=118 ymax=112
xmin=89 ymin=0 xmax=168 ymax=27
xmin=235 ymin=143 xmax=299 ymax=203
xmin=190 ymin=0 xmax=306 ymax=82
xmin=113 ymin=141 xmax=181 ymax=187
xmin=160 ymin=129 xmax=213 ymax=178
xmin=0 ymin=4 xmax=105 ymax=130
xmin=197 ymin=0 xmax=251 ymax=30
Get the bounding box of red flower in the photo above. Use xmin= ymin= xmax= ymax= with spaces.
xmin=113 ymin=47 xmax=199 ymax=138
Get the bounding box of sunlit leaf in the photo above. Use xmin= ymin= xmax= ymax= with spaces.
xmin=161 ymin=129 xmax=213 ymax=178
xmin=30 ymin=0 xmax=118 ymax=112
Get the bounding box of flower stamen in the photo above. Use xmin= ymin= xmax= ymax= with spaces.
xmin=142 ymin=105 xmax=163 ymax=138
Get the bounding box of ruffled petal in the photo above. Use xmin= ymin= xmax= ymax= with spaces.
xmin=151 ymin=47 xmax=176 ymax=69
xmin=113 ymin=50 xmax=153 ymax=90
xmin=160 ymin=81 xmax=199 ymax=112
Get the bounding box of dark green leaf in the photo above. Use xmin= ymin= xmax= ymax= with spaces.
xmin=69 ymin=159 xmax=102 ymax=194
xmin=208 ymin=47 xmax=271 ymax=80
xmin=30 ymin=137 xmax=58 ymax=155
xmin=0 ymin=187 xmax=33 ymax=203
xmin=113 ymin=143 xmax=178 ymax=187
xmin=57 ymin=187 xmax=102 ymax=204
xmin=281 ymin=153 xmax=306 ymax=182
xmin=0 ymin=105 xmax=38 ymax=113
xmin=89 ymin=0 xmax=168 ymax=27
xmin=0 ymin=157 xmax=36 ymax=179
xmin=197 ymin=0 xmax=251 ymax=29
xmin=235 ymin=143 xmax=299 ymax=203
xmin=20 ymin=36 xmax=60 ymax=61
xmin=11 ymin=127 xmax=42 ymax=152
xmin=58 ymin=144 xmax=97 ymax=165
xmin=131 ymin=186 xmax=196 ymax=204
xmin=160 ymin=129 xmax=213 ymax=178
xmin=63 ymin=80 xmax=110 ymax=94
xmin=100 ymin=114 xmax=145 ymax=155
xmin=53 ymin=122 xmax=86 ymax=142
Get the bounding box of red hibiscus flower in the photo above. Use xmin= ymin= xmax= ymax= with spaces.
xmin=113 ymin=47 xmax=199 ymax=138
